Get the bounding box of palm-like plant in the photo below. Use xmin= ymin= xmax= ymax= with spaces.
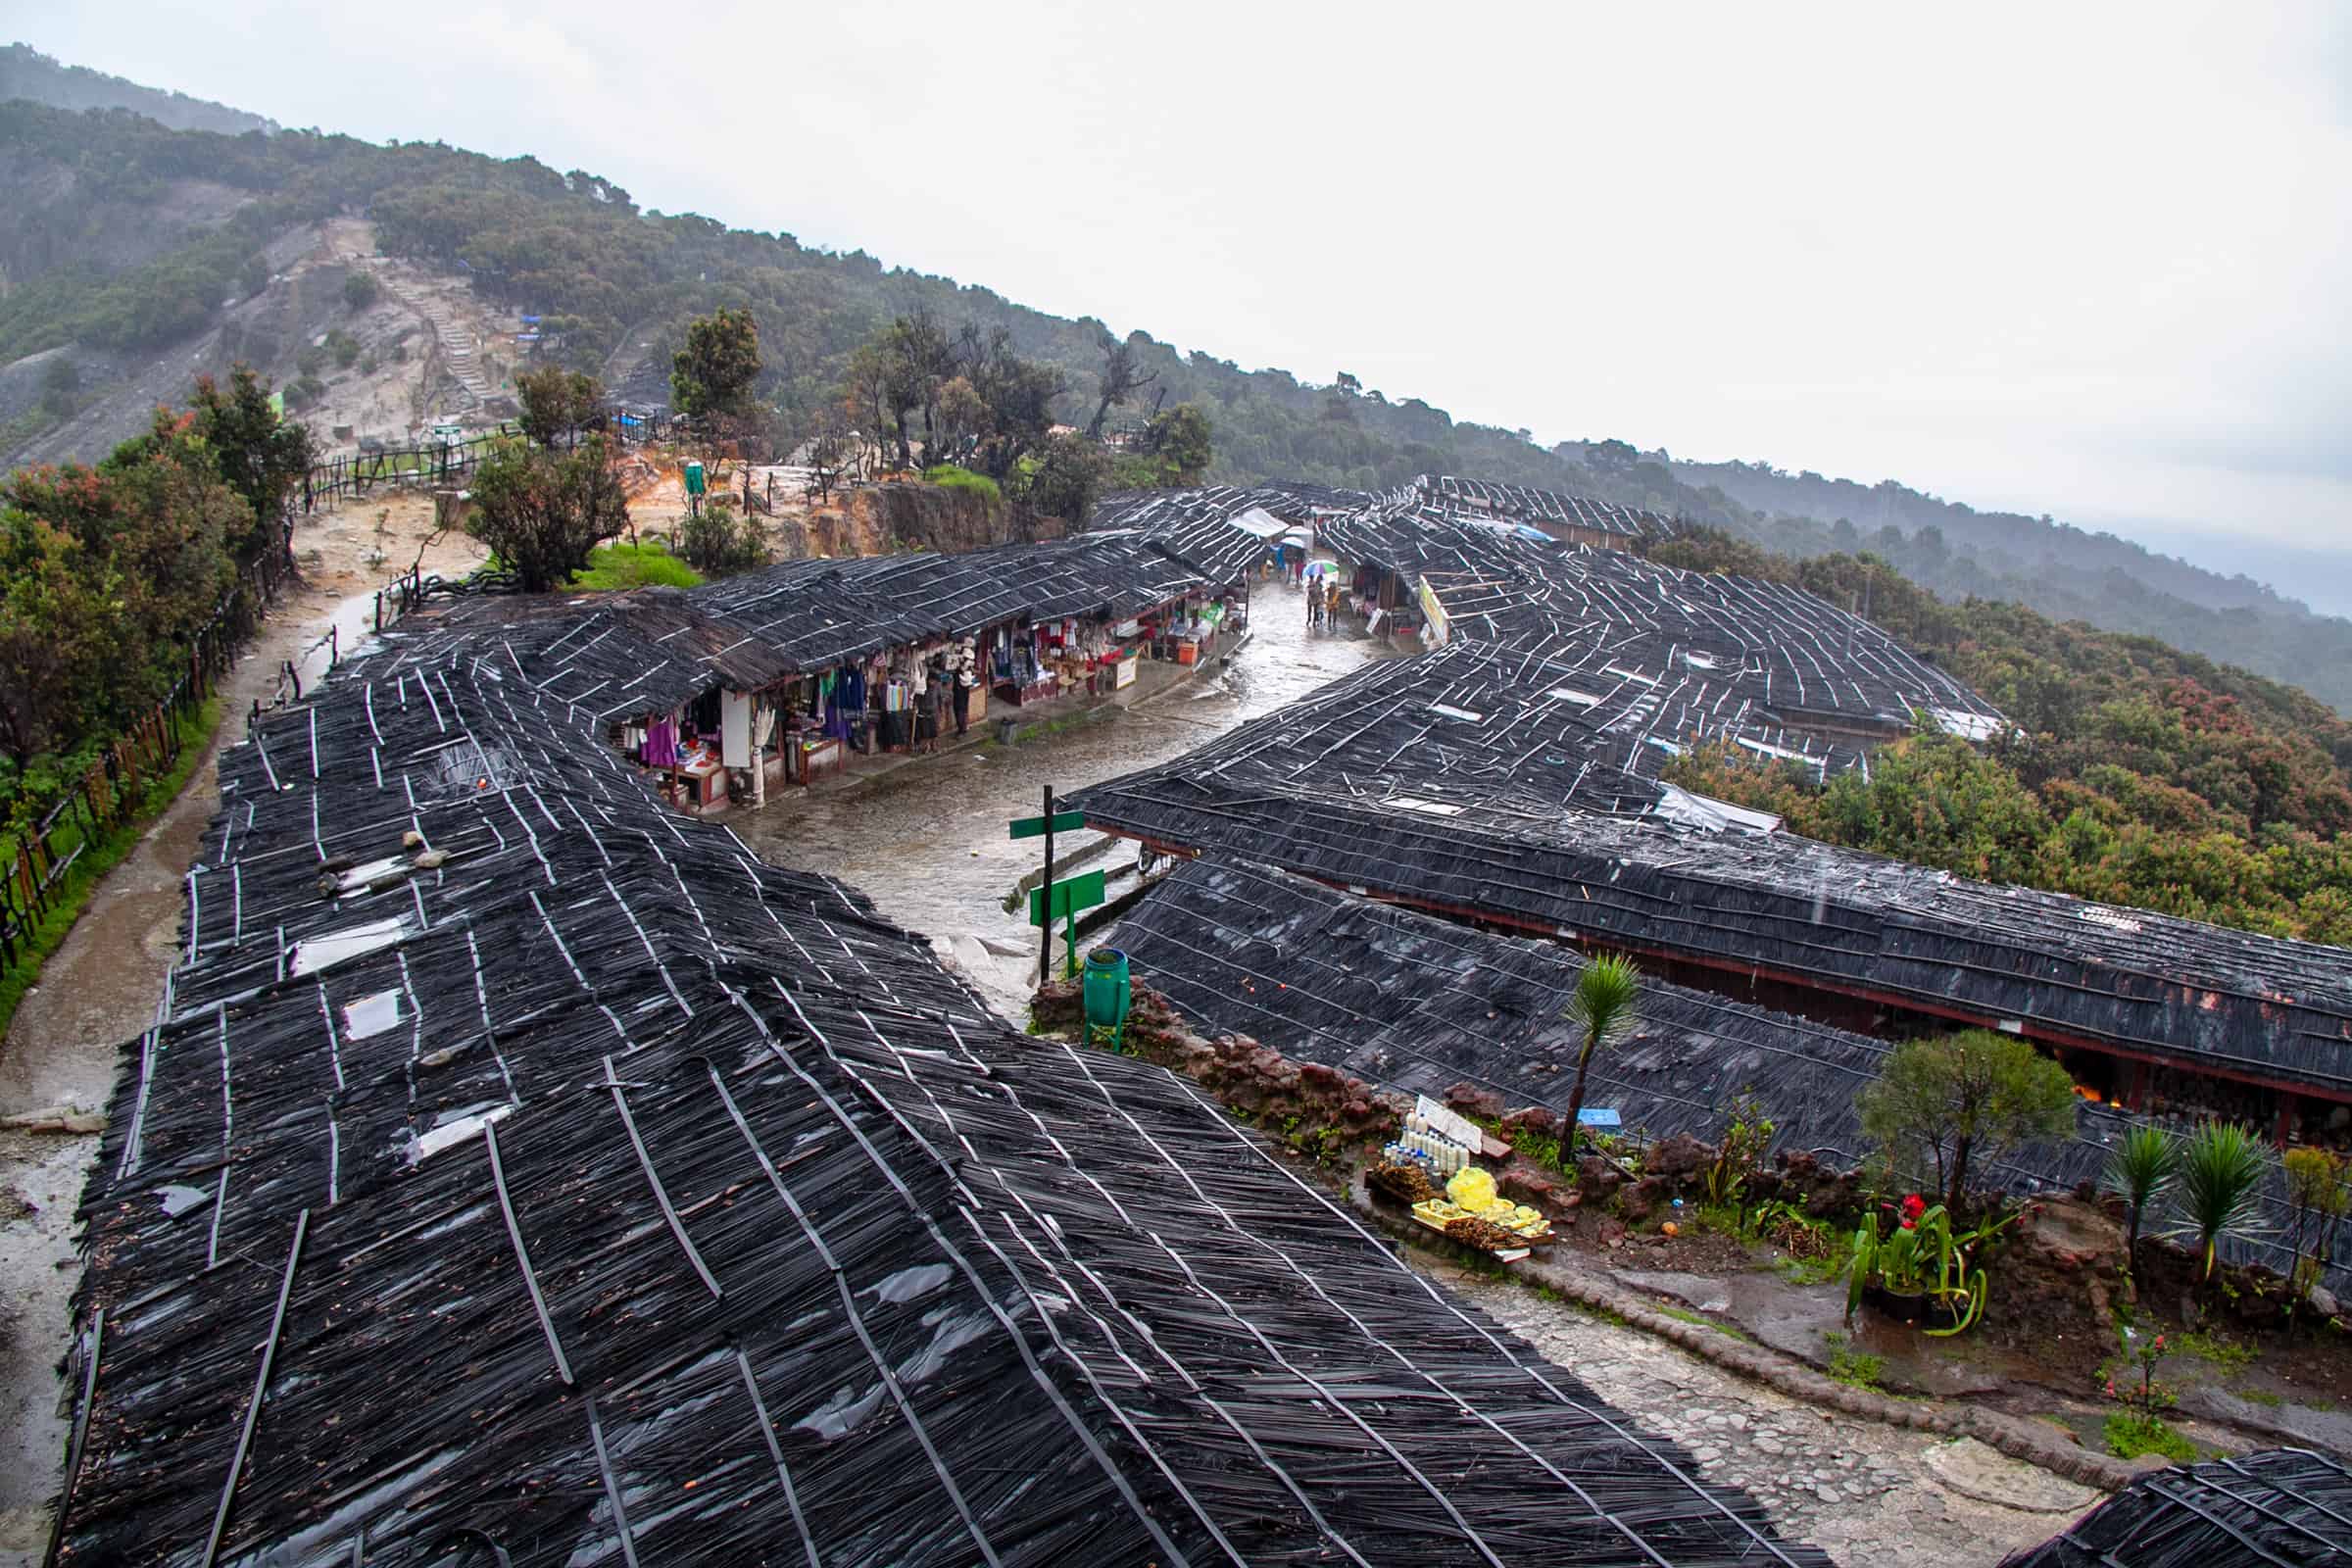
xmin=2174 ymin=1122 xmax=2270 ymax=1281
xmin=2101 ymin=1124 xmax=2179 ymax=1287
xmin=1561 ymin=955 xmax=1642 ymax=1164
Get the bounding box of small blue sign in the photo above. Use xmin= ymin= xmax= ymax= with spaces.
xmin=1577 ymin=1107 xmax=1621 ymax=1127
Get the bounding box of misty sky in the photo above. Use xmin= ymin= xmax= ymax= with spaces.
xmin=17 ymin=3 xmax=2352 ymax=580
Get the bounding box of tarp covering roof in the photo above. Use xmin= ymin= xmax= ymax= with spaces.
xmin=52 ymin=605 xmax=1831 ymax=1568
xmin=1996 ymin=1447 xmax=2352 ymax=1567
xmin=1103 ymin=858 xmax=2352 ymax=1291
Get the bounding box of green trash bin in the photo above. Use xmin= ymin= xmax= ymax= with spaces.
xmin=1083 ymin=948 xmax=1131 ymax=1051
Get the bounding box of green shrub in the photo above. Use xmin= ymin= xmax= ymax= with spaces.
xmin=2103 ymin=1411 xmax=2194 ymax=1463
xmin=923 ymin=464 xmax=1002 ymax=505
xmin=343 ymin=271 xmax=381 ymax=311
xmin=677 ymin=500 xmax=766 ymax=578
xmin=569 ymin=540 xmax=703 ymax=591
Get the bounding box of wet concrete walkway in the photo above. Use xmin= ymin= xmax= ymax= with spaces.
xmin=730 ymin=572 xmax=1392 ymax=1017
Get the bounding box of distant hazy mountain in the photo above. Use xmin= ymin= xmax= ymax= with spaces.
xmin=0 ymin=43 xmax=276 ymax=135
xmin=3 ymin=46 xmax=2349 ymax=711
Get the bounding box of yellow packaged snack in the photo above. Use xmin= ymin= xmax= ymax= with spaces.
xmin=1445 ymin=1166 xmax=1498 ymax=1214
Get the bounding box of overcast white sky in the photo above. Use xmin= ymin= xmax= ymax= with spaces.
xmin=16 ymin=2 xmax=2352 ymax=577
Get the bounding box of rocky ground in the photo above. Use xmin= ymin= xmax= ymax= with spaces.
xmin=1423 ymin=1260 xmax=2105 ymax=1567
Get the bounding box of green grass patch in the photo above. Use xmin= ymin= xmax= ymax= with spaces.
xmin=570 ymin=540 xmax=703 ymax=591
xmin=1777 ymin=1252 xmax=1848 ymax=1287
xmin=2238 ymin=1387 xmax=2282 ymax=1408
xmin=1656 ymin=1303 xmax=1757 ymax=1344
xmin=2176 ymin=1331 xmax=2256 ymax=1373
xmin=2104 ymin=1412 xmax=2196 ymax=1463
xmin=923 ymin=465 xmax=1003 ymax=505
xmin=1512 ymin=1125 xmax=1563 ymax=1170
xmin=0 ymin=698 xmax=220 ymax=1043
xmin=1822 ymin=1331 xmax=1885 ymax=1391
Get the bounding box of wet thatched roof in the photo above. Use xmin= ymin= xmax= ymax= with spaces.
xmin=688 ymin=531 xmax=1225 ymax=671
xmin=1997 ymin=1447 xmax=2351 ymax=1567
xmin=1324 ymin=502 xmax=2002 ymax=755
xmin=1399 ymin=474 xmax=1672 ymax=542
xmin=1087 ymin=483 xmax=1370 ymax=582
xmin=386 ymin=590 xmax=797 ymax=721
xmin=53 ymin=608 xmax=1832 ymax=1567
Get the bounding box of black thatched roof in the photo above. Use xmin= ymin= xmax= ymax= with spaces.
xmin=1997 ymin=1447 xmax=2351 ymax=1567
xmin=1402 ymin=474 xmax=1672 ymax=542
xmin=1087 ymin=483 xmax=1367 ymax=582
xmin=1323 ymin=503 xmax=2003 ymax=757
xmin=1068 ymin=652 xmax=2352 ymax=1103
xmin=1103 ymin=858 xmax=2352 ymax=1291
xmin=386 ymin=590 xmax=799 ymax=721
xmin=53 ymin=607 xmax=1832 ymax=1568
xmin=688 ymin=531 xmax=1223 ymax=672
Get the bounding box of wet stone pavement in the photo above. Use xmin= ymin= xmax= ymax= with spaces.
xmin=1424 ymin=1262 xmax=2103 ymax=1567
xmin=730 ymin=571 xmax=1391 ymax=1016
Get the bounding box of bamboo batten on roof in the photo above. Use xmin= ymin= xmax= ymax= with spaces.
xmin=56 ymin=612 xmax=1832 ymax=1567
xmin=1321 ymin=497 xmax=2004 ymax=763
xmin=1996 ymin=1447 xmax=2352 ymax=1567
xmin=1401 ymin=474 xmax=1672 ymax=544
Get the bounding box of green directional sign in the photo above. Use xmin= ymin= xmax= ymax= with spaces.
xmin=1009 ymin=810 xmax=1086 ymax=841
xmin=1028 ymin=869 xmax=1105 ymax=927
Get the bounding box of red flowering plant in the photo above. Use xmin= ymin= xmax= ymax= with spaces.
xmin=1846 ymin=1198 xmax=2026 ymax=1337
xmin=2100 ymin=1313 xmax=2178 ymax=1418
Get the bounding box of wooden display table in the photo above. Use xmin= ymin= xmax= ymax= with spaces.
xmin=995 ymin=675 xmax=1059 ymax=707
xmin=677 ymin=756 xmax=726 ymax=809
xmin=798 ymin=736 xmax=845 ymax=785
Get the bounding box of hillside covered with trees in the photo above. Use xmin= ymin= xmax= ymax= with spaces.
xmin=5 ymin=66 xmax=2352 ymax=710
xmin=1648 ymin=530 xmax=2352 ymax=944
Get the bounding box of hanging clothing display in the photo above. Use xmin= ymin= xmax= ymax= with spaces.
xmin=643 ymin=714 xmax=679 ymax=769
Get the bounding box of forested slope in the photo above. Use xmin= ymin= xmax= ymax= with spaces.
xmin=1648 ymin=531 xmax=2352 ymax=943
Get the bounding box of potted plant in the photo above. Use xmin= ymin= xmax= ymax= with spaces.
xmin=1845 ymin=1195 xmax=2020 ymax=1336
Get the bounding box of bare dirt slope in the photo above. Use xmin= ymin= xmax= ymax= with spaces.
xmin=0 ymin=503 xmax=484 ymax=1566
xmin=0 ymin=220 xmax=527 ymax=471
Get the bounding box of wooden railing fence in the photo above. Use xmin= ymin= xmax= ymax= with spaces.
xmin=0 ymin=523 xmax=297 ymax=982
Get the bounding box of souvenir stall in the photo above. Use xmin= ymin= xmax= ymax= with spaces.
xmin=1364 ymin=1097 xmax=1554 ymax=1263
xmin=1148 ymin=593 xmax=1233 ymax=666
xmin=629 ymin=691 xmax=728 ymax=812
xmin=989 ymin=622 xmax=1060 ymax=708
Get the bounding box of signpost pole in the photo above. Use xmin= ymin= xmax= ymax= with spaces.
xmin=1038 ymin=784 xmax=1054 ymax=989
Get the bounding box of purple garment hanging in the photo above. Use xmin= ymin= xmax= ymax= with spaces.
xmin=643 ymin=715 xmax=678 ymax=768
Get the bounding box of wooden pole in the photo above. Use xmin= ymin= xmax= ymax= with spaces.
xmin=1038 ymin=784 xmax=1055 ymax=990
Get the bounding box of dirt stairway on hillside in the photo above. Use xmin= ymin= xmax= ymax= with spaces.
xmin=380 ymin=275 xmax=493 ymax=408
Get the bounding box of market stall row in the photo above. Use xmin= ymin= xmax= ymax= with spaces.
xmin=402 ymin=524 xmax=1266 ymax=812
